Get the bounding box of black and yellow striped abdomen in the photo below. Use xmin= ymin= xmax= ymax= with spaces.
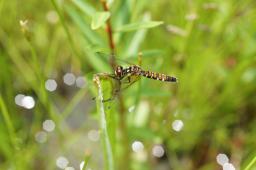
xmin=140 ymin=70 xmax=177 ymax=82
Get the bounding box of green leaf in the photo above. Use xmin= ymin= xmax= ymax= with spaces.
xmin=80 ymin=39 xmax=111 ymax=72
xmin=91 ymin=12 xmax=111 ymax=30
xmin=244 ymin=155 xmax=256 ymax=170
xmin=71 ymin=0 xmax=96 ymax=17
xmin=66 ymin=6 xmax=104 ymax=46
xmin=115 ymin=21 xmax=164 ymax=32
xmin=0 ymin=95 xmax=17 ymax=148
xmin=94 ymin=75 xmax=116 ymax=170
xmin=122 ymin=13 xmax=150 ymax=58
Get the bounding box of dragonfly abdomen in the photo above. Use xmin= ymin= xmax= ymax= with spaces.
xmin=140 ymin=70 xmax=177 ymax=82
xmin=165 ymin=75 xmax=177 ymax=82
xmin=114 ymin=65 xmax=177 ymax=82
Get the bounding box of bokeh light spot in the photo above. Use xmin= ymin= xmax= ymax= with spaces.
xmin=46 ymin=10 xmax=59 ymax=24
xmin=21 ymin=96 xmax=35 ymax=109
xmin=132 ymin=141 xmax=144 ymax=153
xmin=63 ymin=73 xmax=76 ymax=86
xmin=42 ymin=119 xmax=56 ymax=132
xmin=76 ymin=76 xmax=86 ymax=88
xmin=88 ymin=129 xmax=100 ymax=142
xmin=15 ymin=94 xmax=25 ymax=106
xmin=216 ymin=153 xmax=229 ymax=166
xmin=223 ymin=163 xmax=236 ymax=170
xmin=56 ymin=156 xmax=69 ymax=169
xmin=45 ymin=79 xmax=57 ymax=92
xmin=172 ymin=119 xmax=184 ymax=132
xmin=65 ymin=167 xmax=75 ymax=170
xmin=35 ymin=131 xmax=47 ymax=143
xmin=152 ymin=145 xmax=165 ymax=158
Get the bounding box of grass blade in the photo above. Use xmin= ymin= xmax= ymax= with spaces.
xmin=82 ymin=152 xmax=91 ymax=170
xmin=50 ymin=0 xmax=80 ymax=58
xmin=244 ymin=156 xmax=256 ymax=170
xmin=115 ymin=21 xmax=163 ymax=32
xmin=122 ymin=13 xmax=150 ymax=58
xmin=91 ymin=12 xmax=111 ymax=30
xmin=0 ymin=95 xmax=16 ymax=148
xmin=66 ymin=5 xmax=105 ymax=46
xmin=93 ymin=75 xmax=115 ymax=170
xmin=71 ymin=0 xmax=96 ymax=17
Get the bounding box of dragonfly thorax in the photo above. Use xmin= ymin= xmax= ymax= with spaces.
xmin=129 ymin=65 xmax=141 ymax=75
xmin=114 ymin=65 xmax=142 ymax=80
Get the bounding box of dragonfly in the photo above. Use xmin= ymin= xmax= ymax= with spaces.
xmin=93 ymin=52 xmax=178 ymax=102
xmin=94 ymin=64 xmax=177 ymax=102
xmin=113 ymin=65 xmax=177 ymax=83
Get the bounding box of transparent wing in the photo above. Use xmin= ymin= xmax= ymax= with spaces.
xmin=99 ymin=74 xmax=141 ymax=102
xmin=93 ymin=73 xmax=120 ymax=102
xmin=96 ymin=52 xmax=139 ymax=67
xmin=120 ymin=74 xmax=141 ymax=91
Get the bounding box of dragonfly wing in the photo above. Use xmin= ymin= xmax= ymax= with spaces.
xmin=94 ymin=72 xmax=121 ymax=102
xmin=100 ymin=74 xmax=140 ymax=102
xmin=120 ymin=74 xmax=141 ymax=91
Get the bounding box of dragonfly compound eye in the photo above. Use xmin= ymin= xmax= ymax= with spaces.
xmin=115 ymin=65 xmax=123 ymax=78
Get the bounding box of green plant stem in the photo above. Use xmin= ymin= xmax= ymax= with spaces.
xmin=101 ymin=0 xmax=116 ymax=69
xmin=244 ymin=156 xmax=256 ymax=170
xmin=0 ymin=95 xmax=17 ymax=148
xmin=50 ymin=0 xmax=80 ymax=58
xmin=24 ymin=36 xmax=64 ymax=131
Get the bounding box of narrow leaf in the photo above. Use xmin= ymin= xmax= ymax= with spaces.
xmin=93 ymin=75 xmax=115 ymax=170
xmin=71 ymin=0 xmax=96 ymax=17
xmin=82 ymin=153 xmax=91 ymax=170
xmin=244 ymin=155 xmax=256 ymax=170
xmin=122 ymin=13 xmax=150 ymax=58
xmin=91 ymin=12 xmax=111 ymax=30
xmin=115 ymin=21 xmax=164 ymax=32
xmin=66 ymin=6 xmax=104 ymax=46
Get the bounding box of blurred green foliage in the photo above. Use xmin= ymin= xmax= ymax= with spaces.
xmin=1 ymin=0 xmax=256 ymax=170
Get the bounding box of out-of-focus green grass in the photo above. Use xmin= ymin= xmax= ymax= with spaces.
xmin=1 ymin=0 xmax=256 ymax=170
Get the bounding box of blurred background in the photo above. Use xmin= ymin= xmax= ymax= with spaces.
xmin=0 ymin=0 xmax=256 ymax=170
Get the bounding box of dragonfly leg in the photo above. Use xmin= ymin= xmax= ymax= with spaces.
xmin=127 ymin=76 xmax=131 ymax=83
xmin=101 ymin=88 xmax=120 ymax=102
xmin=120 ymin=76 xmax=132 ymax=84
xmin=102 ymin=97 xmax=115 ymax=102
xmin=95 ymin=73 xmax=120 ymax=81
xmin=93 ymin=73 xmax=122 ymax=102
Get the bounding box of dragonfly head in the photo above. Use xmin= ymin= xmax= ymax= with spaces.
xmin=114 ymin=65 xmax=124 ymax=79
